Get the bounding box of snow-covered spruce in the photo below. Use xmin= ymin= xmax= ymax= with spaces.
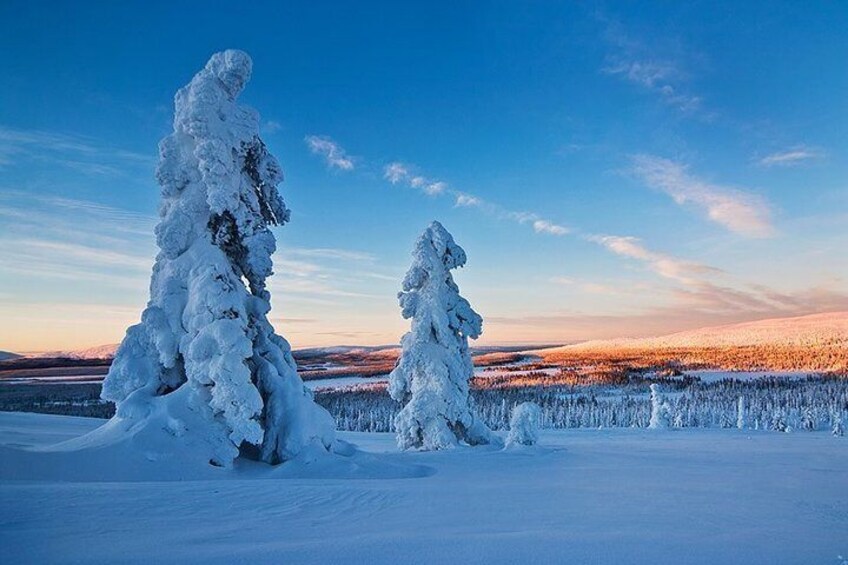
xmin=833 ymin=413 xmax=844 ymax=437
xmin=388 ymin=221 xmax=497 ymax=450
xmin=506 ymin=402 xmax=542 ymax=447
xmin=648 ymin=384 xmax=670 ymax=429
xmin=736 ymin=396 xmax=746 ymax=430
xmin=101 ymin=50 xmax=334 ymax=466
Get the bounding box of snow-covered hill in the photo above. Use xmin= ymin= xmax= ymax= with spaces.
xmin=542 ymin=311 xmax=848 ymax=352
xmin=31 ymin=343 xmax=119 ymax=360
xmin=0 ymin=351 xmax=21 ymax=362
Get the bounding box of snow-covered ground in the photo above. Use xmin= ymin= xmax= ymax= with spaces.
xmin=2 ymin=411 xmax=847 ymax=564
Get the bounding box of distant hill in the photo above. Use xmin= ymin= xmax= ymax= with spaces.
xmin=26 ymin=343 xmax=553 ymax=363
xmin=0 ymin=351 xmax=22 ymax=362
xmin=539 ymin=312 xmax=848 ymax=353
xmin=32 ymin=344 xmax=119 ymax=360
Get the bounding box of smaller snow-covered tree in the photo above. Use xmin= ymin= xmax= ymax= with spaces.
xmin=770 ymin=409 xmax=788 ymax=433
xmin=648 ymin=384 xmax=670 ymax=429
xmin=736 ymin=396 xmax=746 ymax=430
xmin=800 ymin=406 xmax=816 ymax=431
xmin=388 ymin=221 xmax=496 ymax=450
xmin=507 ymin=402 xmax=542 ymax=447
xmin=832 ymin=413 xmax=844 ymax=437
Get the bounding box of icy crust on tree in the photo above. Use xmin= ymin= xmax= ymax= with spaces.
xmin=101 ymin=50 xmax=334 ymax=466
xmin=388 ymin=221 xmax=497 ymax=450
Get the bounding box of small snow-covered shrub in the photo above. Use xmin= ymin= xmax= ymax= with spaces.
xmin=507 ymin=402 xmax=542 ymax=447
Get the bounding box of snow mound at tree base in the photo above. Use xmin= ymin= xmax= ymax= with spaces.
xmin=0 ymin=391 xmax=430 ymax=482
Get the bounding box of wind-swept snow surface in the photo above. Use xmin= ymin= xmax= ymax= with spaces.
xmin=99 ymin=50 xmax=334 ymax=466
xmin=389 ymin=221 xmax=496 ymax=450
xmin=2 ymin=411 xmax=847 ymax=564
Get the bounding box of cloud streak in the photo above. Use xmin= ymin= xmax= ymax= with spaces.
xmin=589 ymin=234 xmax=718 ymax=284
xmin=305 ymin=135 xmax=355 ymax=171
xmin=380 ymin=161 xmax=570 ymax=236
xmin=631 ymin=154 xmax=775 ymax=238
xmin=758 ymin=146 xmax=824 ymax=168
xmin=0 ymin=125 xmax=154 ymax=176
xmin=383 ymin=162 xmax=446 ymax=195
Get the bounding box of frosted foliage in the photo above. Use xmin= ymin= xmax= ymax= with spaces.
xmin=507 ymin=402 xmax=542 ymax=446
xmin=388 ymin=221 xmax=496 ymax=450
xmin=101 ymin=50 xmax=334 ymax=466
xmin=648 ymin=384 xmax=670 ymax=429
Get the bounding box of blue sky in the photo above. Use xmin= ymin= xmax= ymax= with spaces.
xmin=1 ymin=2 xmax=846 ymax=351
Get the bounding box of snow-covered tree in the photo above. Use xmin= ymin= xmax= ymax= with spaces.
xmin=770 ymin=409 xmax=788 ymax=433
xmin=388 ymin=221 xmax=497 ymax=450
xmin=648 ymin=384 xmax=670 ymax=429
xmin=101 ymin=50 xmax=335 ymax=467
xmin=736 ymin=396 xmax=746 ymax=430
xmin=507 ymin=402 xmax=542 ymax=447
xmin=799 ymin=406 xmax=817 ymax=431
xmin=832 ymin=413 xmax=844 ymax=437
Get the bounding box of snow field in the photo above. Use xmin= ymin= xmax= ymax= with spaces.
xmin=2 ymin=411 xmax=847 ymax=564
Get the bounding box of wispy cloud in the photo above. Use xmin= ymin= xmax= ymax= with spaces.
xmin=286 ymin=247 xmax=376 ymax=262
xmin=631 ymin=154 xmax=775 ymax=238
xmin=379 ymin=160 xmax=572 ymax=236
xmin=384 ymin=162 xmax=409 ymax=183
xmin=600 ymin=22 xmax=703 ymax=114
xmin=550 ymin=276 xmax=625 ymax=296
xmin=758 ymin=146 xmax=824 ymax=168
xmin=383 ymin=162 xmax=446 ymax=195
xmin=454 ymin=192 xmax=482 ymax=208
xmin=486 ymin=282 xmax=848 ymax=342
xmin=582 ymin=231 xmax=845 ymax=323
xmin=0 ymin=125 xmax=154 ymax=175
xmin=589 ymin=234 xmax=718 ymax=284
xmin=263 ymin=120 xmax=282 ymax=134
xmin=305 ymin=135 xmax=355 ymax=171
xmin=501 ymin=211 xmax=571 ymax=236
xmin=0 ymin=194 xmax=156 ymax=295
xmin=532 ymin=219 xmax=569 ymax=236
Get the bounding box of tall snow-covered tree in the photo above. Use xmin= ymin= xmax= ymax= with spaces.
xmin=388 ymin=221 xmax=496 ymax=450
xmin=101 ymin=50 xmax=335 ymax=466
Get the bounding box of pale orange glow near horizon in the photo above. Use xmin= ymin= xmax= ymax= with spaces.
xmin=4 ymin=300 xmax=846 ymax=354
